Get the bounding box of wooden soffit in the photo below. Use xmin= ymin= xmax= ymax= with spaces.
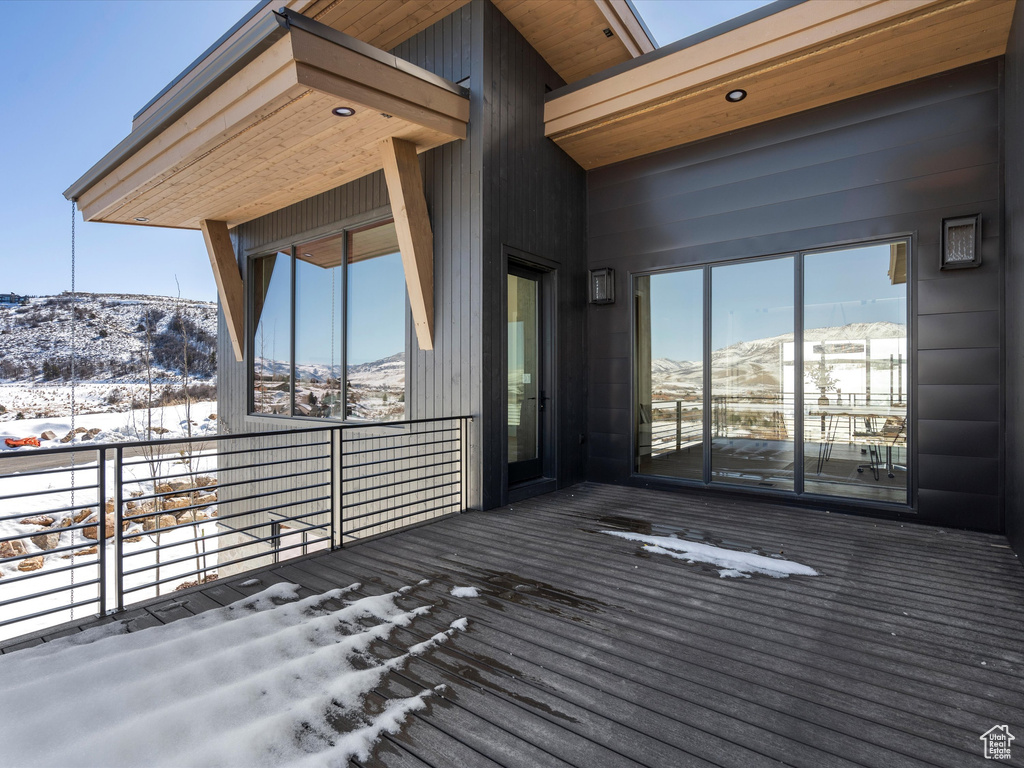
xmin=75 ymin=12 xmax=469 ymax=230
xmin=545 ymin=0 xmax=1017 ymax=170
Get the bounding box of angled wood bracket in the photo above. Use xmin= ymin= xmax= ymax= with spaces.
xmin=379 ymin=136 xmax=434 ymax=350
xmin=200 ymin=219 xmax=245 ymax=362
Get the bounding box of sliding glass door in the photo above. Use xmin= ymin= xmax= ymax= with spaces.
xmin=710 ymin=258 xmax=795 ymax=490
xmin=635 ymin=240 xmax=909 ymax=505
xmin=801 ymin=243 xmax=908 ymax=502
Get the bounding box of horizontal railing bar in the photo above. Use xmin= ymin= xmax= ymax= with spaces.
xmin=0 ymin=482 xmax=98 ymax=502
xmin=341 ymin=429 xmax=459 ymax=449
xmin=343 ymin=458 xmax=459 ymax=484
xmin=0 ymin=571 xmax=101 ymax=605
xmin=122 ymin=535 xmax=329 ymax=595
xmin=340 ymin=436 xmax=459 ymax=458
xmin=122 ymin=524 xmax=331 ymax=576
xmin=342 ymin=480 xmax=458 ymax=508
xmin=122 ymin=451 xmax=328 ymax=485
xmin=122 ymin=503 xmax=331 ymax=558
xmin=340 ymin=468 xmax=459 ymax=498
xmin=343 ymin=490 xmax=459 ymax=523
xmin=342 ymin=447 xmax=458 ymax=472
xmin=118 ymin=440 xmax=330 ymax=471
xmin=0 ymin=597 xmax=102 ymax=629
xmin=125 ymin=467 xmax=327 ymax=506
xmin=343 ymin=500 xmax=459 ymax=536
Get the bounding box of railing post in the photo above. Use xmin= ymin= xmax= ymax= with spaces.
xmin=114 ymin=446 xmax=124 ymax=612
xmin=676 ymin=401 xmax=682 ymax=451
xmin=97 ymin=447 xmax=107 ymax=616
xmin=331 ymin=427 xmax=343 ymax=549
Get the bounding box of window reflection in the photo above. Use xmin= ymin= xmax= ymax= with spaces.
xmin=635 ymin=270 xmax=703 ymax=480
xmin=295 ymin=235 xmax=343 ymax=419
xmin=251 ymin=252 xmax=291 ymax=415
xmin=710 ymin=258 xmax=795 ymax=490
xmin=797 ymin=243 xmax=908 ymax=502
xmin=346 ymin=222 xmax=406 ymax=420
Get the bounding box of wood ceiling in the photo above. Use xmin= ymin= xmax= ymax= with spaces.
xmin=545 ymin=0 xmax=1018 ymax=170
xmin=77 ymin=25 xmax=469 ymax=230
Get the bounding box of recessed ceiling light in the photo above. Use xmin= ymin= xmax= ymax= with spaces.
xmin=134 ymin=217 xmax=149 ymax=222
xmin=725 ymin=89 xmax=747 ymax=103
xmin=331 ymin=106 xmax=355 ymax=117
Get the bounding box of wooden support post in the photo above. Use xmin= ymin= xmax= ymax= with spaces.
xmin=379 ymin=136 xmax=434 ymax=350
xmin=200 ymin=219 xmax=245 ymax=362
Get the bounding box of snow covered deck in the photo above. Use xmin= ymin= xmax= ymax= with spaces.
xmin=3 ymin=482 xmax=1023 ymax=767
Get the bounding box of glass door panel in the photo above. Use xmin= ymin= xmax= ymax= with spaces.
xmin=635 ymin=270 xmax=704 ymax=480
xmin=710 ymin=258 xmax=795 ymax=490
xmin=801 ymin=243 xmax=908 ymax=501
xmin=508 ymin=271 xmax=541 ymax=483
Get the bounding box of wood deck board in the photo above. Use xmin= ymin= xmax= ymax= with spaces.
xmin=3 ymin=482 xmax=1021 ymax=767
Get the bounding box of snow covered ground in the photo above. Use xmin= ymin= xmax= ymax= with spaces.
xmin=0 ymin=401 xmax=218 ymax=451
xmin=0 ymin=402 xmax=221 ymax=641
xmin=0 ymin=583 xmax=468 ymax=767
xmin=603 ymin=530 xmax=819 ymax=578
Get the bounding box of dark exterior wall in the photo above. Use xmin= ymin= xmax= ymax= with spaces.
xmin=216 ymin=0 xmax=587 ymax=510
xmin=475 ymin=1 xmax=589 ymax=506
xmin=1005 ymin=4 xmax=1024 ymax=555
xmin=587 ymin=62 xmax=1004 ymax=532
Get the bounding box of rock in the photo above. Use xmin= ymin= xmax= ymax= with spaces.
xmin=0 ymin=540 xmax=27 ymax=559
xmin=208 ymin=413 xmax=217 ymax=420
xmin=73 ymin=509 xmax=94 ymax=524
xmin=61 ymin=546 xmax=97 ymax=559
xmin=155 ymin=484 xmax=173 ymax=495
xmin=59 ymin=426 xmax=88 ymax=443
xmin=86 ymin=428 xmax=101 ymax=437
xmin=194 ymin=476 xmax=216 ymax=489
xmin=167 ymin=480 xmax=192 ymax=492
xmin=105 ymin=499 xmax=115 ymax=513
xmin=149 ymin=426 xmax=170 ymax=435
xmin=39 ymin=430 xmax=57 ymax=441
xmin=82 ymin=513 xmax=117 ymax=540
xmin=18 ymin=556 xmax=44 ymax=572
xmin=20 ymin=515 xmax=54 ymax=526
xmin=195 ymin=494 xmax=217 ymax=507
xmin=30 ymin=531 xmax=60 ymax=551
xmin=158 ymin=514 xmax=178 ymax=530
xmin=162 ymin=497 xmax=189 ymax=510
xmin=126 ymin=500 xmax=137 ymax=510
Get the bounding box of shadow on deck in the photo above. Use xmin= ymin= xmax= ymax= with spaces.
xmin=4 ymin=482 xmax=1023 ymax=767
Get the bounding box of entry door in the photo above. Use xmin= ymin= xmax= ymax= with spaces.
xmin=508 ymin=267 xmax=544 ymax=484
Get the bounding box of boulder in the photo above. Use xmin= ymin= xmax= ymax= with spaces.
xmin=207 ymin=413 xmax=217 ymax=420
xmin=162 ymin=497 xmax=189 ymax=511
xmin=158 ymin=514 xmax=178 ymax=530
xmin=61 ymin=546 xmax=97 ymax=559
xmin=195 ymin=494 xmax=217 ymax=507
xmin=39 ymin=430 xmax=57 ymax=441
xmin=30 ymin=531 xmax=60 ymax=551
xmin=20 ymin=515 xmax=54 ymax=526
xmin=17 ymin=556 xmax=44 ymax=572
xmin=72 ymin=509 xmax=94 ymax=524
xmin=126 ymin=500 xmax=137 ymax=510
xmin=149 ymin=426 xmax=170 ymax=435
xmin=0 ymin=540 xmax=27 ymax=559
xmin=82 ymin=513 xmax=117 ymax=540
xmin=194 ymin=476 xmax=216 ymax=489
xmin=154 ymin=484 xmax=173 ymax=495
xmin=167 ymin=480 xmax=192 ymax=492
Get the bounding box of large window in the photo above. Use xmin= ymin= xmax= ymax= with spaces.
xmin=635 ymin=240 xmax=909 ymax=504
xmin=250 ymin=220 xmax=407 ymax=421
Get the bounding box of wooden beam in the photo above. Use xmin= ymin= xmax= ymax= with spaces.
xmin=200 ymin=219 xmax=245 ymax=362
xmin=379 ymin=137 xmax=434 ymax=350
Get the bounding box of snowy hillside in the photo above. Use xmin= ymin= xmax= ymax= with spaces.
xmin=0 ymin=292 xmax=217 ymax=421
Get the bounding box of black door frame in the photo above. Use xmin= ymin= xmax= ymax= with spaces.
xmin=504 ymin=247 xmax=558 ymax=501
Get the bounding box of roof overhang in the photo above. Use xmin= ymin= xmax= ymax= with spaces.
xmin=66 ymin=10 xmax=470 ymax=230
xmin=544 ymin=0 xmax=1017 ymax=170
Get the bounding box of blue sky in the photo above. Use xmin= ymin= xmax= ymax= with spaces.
xmin=1 ymin=0 xmax=772 ymax=304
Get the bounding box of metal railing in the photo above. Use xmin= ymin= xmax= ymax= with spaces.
xmin=0 ymin=416 xmax=471 ymax=641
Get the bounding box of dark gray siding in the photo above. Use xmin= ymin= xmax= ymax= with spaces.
xmin=1005 ymin=3 xmax=1024 ymax=555
xmin=476 ymin=1 xmax=589 ymax=506
xmin=216 ymin=0 xmax=587 ymax=511
xmin=587 ymin=62 xmax=1004 ymax=532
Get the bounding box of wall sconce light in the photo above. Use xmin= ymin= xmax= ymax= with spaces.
xmin=589 ymin=268 xmax=614 ymax=304
xmin=941 ymin=214 xmax=981 ymax=269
